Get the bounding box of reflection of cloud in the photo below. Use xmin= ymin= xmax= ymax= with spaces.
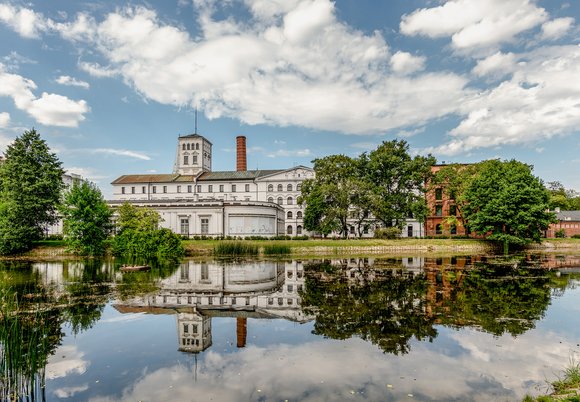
xmin=100 ymin=313 xmax=146 ymax=323
xmin=85 ymin=328 xmax=580 ymax=402
xmin=46 ymin=345 xmax=89 ymax=380
xmin=54 ymin=384 xmax=89 ymax=398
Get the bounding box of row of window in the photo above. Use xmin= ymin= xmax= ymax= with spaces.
xmin=183 ymin=155 xmax=198 ymax=165
xmin=121 ymin=183 xmax=254 ymax=194
xmin=267 ymin=183 xmax=301 ymax=192
xmin=286 ymin=225 xmax=303 ymax=235
xmin=434 ymin=204 xmax=457 ymax=216
xmin=268 ymin=196 xmax=297 ymax=205
xmin=182 ymin=143 xmax=200 ymax=150
xmin=287 ymin=211 xmax=303 ymax=219
xmin=180 ymin=218 xmax=209 ymax=235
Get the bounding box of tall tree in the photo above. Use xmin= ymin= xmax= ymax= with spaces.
xmin=0 ymin=129 xmax=63 ymax=255
xmin=364 ymin=140 xmax=435 ymax=228
xmin=546 ymin=181 xmax=580 ymax=211
xmin=462 ymin=160 xmax=556 ymax=253
xmin=60 ymin=181 xmax=113 ymax=255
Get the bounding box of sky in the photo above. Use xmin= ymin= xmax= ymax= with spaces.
xmin=0 ymin=0 xmax=579 ymax=198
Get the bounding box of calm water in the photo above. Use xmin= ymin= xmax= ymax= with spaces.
xmin=1 ymin=254 xmax=580 ymax=402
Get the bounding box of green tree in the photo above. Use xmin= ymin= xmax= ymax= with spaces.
xmin=0 ymin=129 xmax=63 ymax=255
xmin=363 ymin=140 xmax=435 ymax=229
xmin=60 ymin=181 xmax=113 ymax=255
xmin=546 ymin=181 xmax=580 ymax=211
xmin=462 ymin=160 xmax=556 ymax=253
xmin=116 ymin=202 xmax=161 ymax=233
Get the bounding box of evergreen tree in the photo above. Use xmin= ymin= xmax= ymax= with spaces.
xmin=60 ymin=181 xmax=113 ymax=255
xmin=0 ymin=129 xmax=63 ymax=255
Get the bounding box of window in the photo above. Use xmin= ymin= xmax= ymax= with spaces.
xmin=131 ymin=187 xmax=135 ymax=194
xmin=297 ymin=225 xmax=302 ymax=235
xmin=435 ymin=224 xmax=442 ymax=235
xmin=196 ymin=143 xmax=199 ymax=150
xmin=268 ymin=197 xmax=274 ymax=203
xmin=219 ymin=184 xmax=224 ymax=192
xmin=450 ymin=224 xmax=457 ymax=235
xmin=187 ymin=143 xmax=191 ymax=150
xmin=435 ymin=205 xmax=443 ymax=216
xmin=182 ymin=144 xmax=186 ymax=150
xmin=152 ymin=186 xmax=156 ymax=194
xmin=277 ymin=184 xmax=283 ymax=191
xmin=435 ymin=188 xmax=443 ymax=201
xmin=277 ymin=197 xmax=283 ymax=205
xmin=296 ymin=211 xmax=303 ymax=219
xmin=184 ymin=155 xmax=189 ymax=165
xmin=121 ymin=187 xmax=125 ymax=194
xmin=245 ymin=184 xmax=250 ymax=192
xmin=449 ymin=205 xmax=457 ymax=216
xmin=268 ymin=184 xmax=273 ymax=192
xmin=187 ymin=185 xmax=192 ymax=193
xmin=232 ymin=184 xmax=236 ymax=192
xmin=197 ymin=185 xmax=201 ymax=193
xmin=287 ymin=225 xmax=293 ymax=235
xmin=287 ymin=211 xmax=293 ymax=219
xmin=287 ymin=196 xmax=293 ymax=205
xmin=191 ymin=324 xmax=198 ymax=334
xmin=142 ymin=186 xmax=146 ymax=194
xmin=192 ymin=155 xmax=198 ymax=164
xmin=183 ymin=323 xmax=189 ymax=333
xmin=177 ymin=185 xmax=181 ymax=193
xmin=201 ymin=218 xmax=209 ymax=234
xmin=287 ymin=184 xmax=292 ymax=191
xmin=208 ymin=185 xmax=213 ymax=192
xmin=297 ymin=183 xmax=302 ymax=191
xmin=180 ymin=218 xmax=189 ymax=235
xmin=163 ymin=186 xmax=167 ymax=193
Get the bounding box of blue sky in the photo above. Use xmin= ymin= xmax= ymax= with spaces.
xmin=0 ymin=0 xmax=579 ymax=198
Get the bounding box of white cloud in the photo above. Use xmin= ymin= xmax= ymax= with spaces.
xmin=472 ymin=52 xmax=517 ymax=78
xmin=56 ymin=75 xmax=90 ymax=89
xmin=400 ymin=0 xmax=548 ymax=51
xmin=0 ymin=112 xmax=9 ymax=128
xmin=0 ymin=64 xmax=89 ymax=127
xmin=46 ymin=345 xmax=89 ymax=380
xmin=429 ymin=45 xmax=580 ymax=155
xmin=92 ymin=148 xmax=151 ymax=160
xmin=390 ymin=51 xmax=426 ymax=74
xmin=266 ymin=148 xmax=312 ymax=158
xmin=53 ymin=385 xmax=89 ymax=399
xmin=78 ymin=61 xmax=119 ymax=78
xmin=0 ymin=4 xmax=48 ymax=38
xmin=540 ymin=17 xmax=574 ymax=40
xmin=65 ymin=166 xmax=108 ymax=182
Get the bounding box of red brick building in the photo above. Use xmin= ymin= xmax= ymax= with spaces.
xmin=546 ymin=210 xmax=580 ymax=238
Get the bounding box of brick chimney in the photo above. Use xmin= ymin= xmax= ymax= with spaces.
xmin=236 ymin=136 xmax=247 ymax=171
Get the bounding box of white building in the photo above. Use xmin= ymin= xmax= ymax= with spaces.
xmin=111 ymin=133 xmax=314 ymax=237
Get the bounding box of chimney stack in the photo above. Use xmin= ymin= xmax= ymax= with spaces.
xmin=236 ymin=136 xmax=247 ymax=171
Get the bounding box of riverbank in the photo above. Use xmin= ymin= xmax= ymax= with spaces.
xmin=5 ymin=238 xmax=580 ymax=260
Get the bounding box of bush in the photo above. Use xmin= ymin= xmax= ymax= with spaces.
xmin=374 ymin=227 xmax=401 ymax=239
xmin=555 ymin=229 xmax=566 ymax=238
xmin=571 ymin=234 xmax=580 ymax=239
xmin=112 ymin=228 xmax=184 ymax=259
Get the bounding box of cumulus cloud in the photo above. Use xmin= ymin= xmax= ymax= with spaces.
xmin=0 ymin=64 xmax=89 ymax=127
xmin=472 ymin=51 xmax=517 ymax=78
xmin=429 ymin=45 xmax=580 ymax=155
xmin=540 ymin=17 xmax=575 ymax=40
xmin=390 ymin=51 xmax=426 ymax=74
xmin=400 ymin=0 xmax=548 ymax=50
xmin=0 ymin=3 xmax=48 ymax=38
xmin=0 ymin=112 xmax=9 ymax=128
xmin=78 ymin=61 xmax=119 ymax=78
xmin=56 ymin=75 xmax=90 ymax=89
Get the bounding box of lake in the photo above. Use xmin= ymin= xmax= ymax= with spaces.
xmin=1 ymin=254 xmax=579 ymax=401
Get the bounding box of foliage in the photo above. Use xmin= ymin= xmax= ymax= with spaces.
xmin=555 ymin=229 xmax=567 ymax=238
xmin=431 ymin=163 xmax=482 ymax=223
xmin=112 ymin=228 xmax=184 ymax=259
xmin=116 ymin=202 xmax=161 ymax=232
xmin=546 ymin=181 xmax=580 ymax=211
xmin=60 ymin=181 xmax=113 ymax=255
xmin=373 ymin=227 xmax=401 ymax=239
xmin=461 ymin=160 xmax=556 ymax=252
xmin=213 ymin=241 xmax=259 ymax=256
xmin=262 ymin=244 xmax=291 ymax=255
xmin=0 ymin=129 xmax=63 ymax=255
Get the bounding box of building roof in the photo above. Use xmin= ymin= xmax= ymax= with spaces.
xmin=111 ymin=170 xmax=285 ymax=184
xmin=555 ymin=211 xmax=580 ymax=221
xmin=178 ymin=133 xmax=213 ymax=145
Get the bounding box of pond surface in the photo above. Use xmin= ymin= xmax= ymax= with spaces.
xmin=1 ymin=254 xmax=580 ymax=401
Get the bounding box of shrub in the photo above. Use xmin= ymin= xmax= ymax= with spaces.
xmin=374 ymin=227 xmax=401 ymax=239
xmin=112 ymin=228 xmax=184 ymax=259
xmin=555 ymin=229 xmax=566 ymax=238
xmin=571 ymin=234 xmax=580 ymax=239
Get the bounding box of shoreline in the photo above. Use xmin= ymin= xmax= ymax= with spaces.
xmin=2 ymin=239 xmax=579 ymax=261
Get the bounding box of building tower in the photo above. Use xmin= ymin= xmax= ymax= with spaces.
xmin=174 ymin=134 xmax=212 ymax=175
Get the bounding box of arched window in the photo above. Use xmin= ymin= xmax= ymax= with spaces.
xmin=268 ymin=197 xmax=274 ymax=203
xmin=187 ymin=143 xmax=191 ymax=150
xmin=287 ymin=225 xmax=293 ymax=235
xmin=196 ymin=143 xmax=199 ymax=150
xmin=277 ymin=184 xmax=283 ymax=192
xmin=277 ymin=197 xmax=283 ymax=205
xmin=287 ymin=184 xmax=292 ymax=191
xmin=297 ymin=183 xmax=302 ymax=191
xmin=296 ymin=211 xmax=303 ymax=219
xmin=287 ymin=196 xmax=293 ymax=205
xmin=296 ymin=225 xmax=302 ymax=235
xmin=287 ymin=211 xmax=293 ymax=219
xmin=182 ymin=144 xmax=186 ymax=150
xmin=268 ymin=184 xmax=273 ymax=192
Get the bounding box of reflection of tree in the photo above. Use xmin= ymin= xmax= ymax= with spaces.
xmin=300 ymin=261 xmax=437 ymax=355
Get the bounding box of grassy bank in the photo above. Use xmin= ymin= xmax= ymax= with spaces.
xmin=524 ymin=361 xmax=580 ymax=401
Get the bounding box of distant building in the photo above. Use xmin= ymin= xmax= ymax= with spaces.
xmin=45 ymin=172 xmax=86 ymax=236
xmin=546 ymin=209 xmax=580 ymax=238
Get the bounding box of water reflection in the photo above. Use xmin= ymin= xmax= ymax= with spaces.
xmin=1 ymin=254 xmax=579 ymax=401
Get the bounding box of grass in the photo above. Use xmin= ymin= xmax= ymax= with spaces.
xmin=523 ymin=361 xmax=580 ymax=401
xmin=213 ymin=241 xmax=259 ymax=256
xmin=262 ymin=244 xmax=291 ymax=255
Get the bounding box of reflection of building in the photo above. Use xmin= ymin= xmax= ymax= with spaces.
xmin=425 ymin=164 xmax=467 ymax=237
xmin=114 ymin=260 xmax=311 ymax=353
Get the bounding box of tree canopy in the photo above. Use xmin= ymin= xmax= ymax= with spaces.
xmin=60 ymin=181 xmax=113 ymax=255
xmin=0 ymin=129 xmax=63 ymax=255
xmin=546 ymin=181 xmax=580 ymax=211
